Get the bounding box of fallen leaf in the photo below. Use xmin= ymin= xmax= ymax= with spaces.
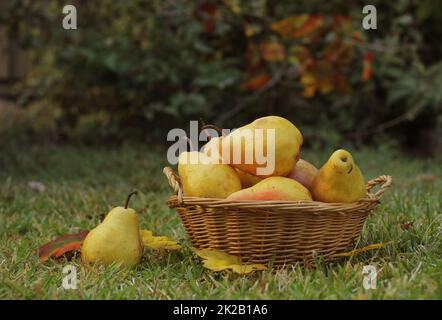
xmin=140 ymin=230 xmax=181 ymax=250
xmin=414 ymin=174 xmax=438 ymax=183
xmin=401 ymin=221 xmax=414 ymax=230
xmin=333 ymin=241 xmax=394 ymax=258
xmin=28 ymin=181 xmax=46 ymax=193
xmin=38 ymin=231 xmax=89 ymax=262
xmin=194 ymin=248 xmax=267 ymax=274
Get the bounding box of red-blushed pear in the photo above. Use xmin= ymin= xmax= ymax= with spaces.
xmin=227 ymin=177 xmax=312 ymax=201
xmin=286 ymin=159 xmax=319 ymax=191
xmin=220 ymin=116 xmax=303 ymax=177
xmin=81 ymin=192 xmax=143 ymax=267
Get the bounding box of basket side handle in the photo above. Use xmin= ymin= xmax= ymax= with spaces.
xmin=163 ymin=167 xmax=183 ymax=204
xmin=366 ymin=175 xmax=393 ymax=199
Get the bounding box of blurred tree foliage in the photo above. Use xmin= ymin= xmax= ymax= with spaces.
xmin=1 ymin=0 xmax=442 ymax=148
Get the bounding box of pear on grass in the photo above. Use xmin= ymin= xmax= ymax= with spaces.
xmin=311 ymin=149 xmax=366 ymax=203
xmin=81 ymin=191 xmax=143 ymax=267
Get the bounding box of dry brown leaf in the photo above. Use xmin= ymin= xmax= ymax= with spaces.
xmin=38 ymin=231 xmax=89 ymax=262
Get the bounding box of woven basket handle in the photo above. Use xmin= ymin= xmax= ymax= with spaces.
xmin=365 ymin=175 xmax=393 ymax=200
xmin=163 ymin=167 xmax=183 ymax=204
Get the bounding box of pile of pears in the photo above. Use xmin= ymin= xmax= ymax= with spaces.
xmin=178 ymin=116 xmax=366 ymax=203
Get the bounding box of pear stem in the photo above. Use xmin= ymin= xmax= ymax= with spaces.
xmin=183 ymin=136 xmax=195 ymax=151
xmin=201 ymin=124 xmax=222 ymax=141
xmin=124 ymin=191 xmax=138 ymax=209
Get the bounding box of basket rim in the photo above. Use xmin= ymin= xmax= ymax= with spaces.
xmin=163 ymin=166 xmax=392 ymax=211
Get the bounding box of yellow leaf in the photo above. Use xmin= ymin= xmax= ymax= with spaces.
xmin=271 ymin=15 xmax=309 ymax=38
xmin=194 ymin=249 xmax=266 ymax=274
xmin=139 ymin=229 xmax=181 ymax=251
xmin=300 ymin=72 xmax=316 ymax=97
xmin=271 ymin=15 xmax=324 ymax=39
xmin=333 ymin=241 xmax=394 ymax=258
xmin=223 ymin=0 xmax=241 ymax=14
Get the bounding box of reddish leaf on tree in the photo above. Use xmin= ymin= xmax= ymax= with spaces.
xmin=271 ymin=14 xmax=324 ymax=39
xmin=361 ymin=51 xmax=374 ymax=81
xmin=351 ymin=31 xmax=364 ymax=42
xmin=244 ymin=43 xmax=264 ymax=72
xmin=193 ymin=2 xmax=220 ymax=33
xmin=260 ymin=42 xmax=285 ymax=62
xmin=243 ymin=23 xmax=261 ymax=37
xmin=240 ymin=73 xmax=271 ymax=91
xmin=293 ymin=15 xmax=324 ymax=38
xmin=332 ymin=15 xmax=351 ymax=27
xmin=271 ymin=15 xmax=309 ymax=37
xmin=38 ymin=231 xmax=89 ymax=262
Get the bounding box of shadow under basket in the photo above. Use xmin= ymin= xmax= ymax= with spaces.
xmin=164 ymin=167 xmax=392 ymax=267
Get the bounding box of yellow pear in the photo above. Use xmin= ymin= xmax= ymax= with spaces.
xmin=202 ymin=134 xmax=264 ymax=188
xmin=178 ymin=151 xmax=241 ymax=198
xmin=234 ymin=168 xmax=263 ymax=188
xmin=203 ymin=137 xmax=263 ymax=188
xmin=202 ymin=136 xmax=223 ymax=160
xmin=311 ymin=149 xmax=366 ymax=203
xmin=227 ymin=177 xmax=312 ymax=201
xmin=220 ymin=116 xmax=303 ymax=177
xmin=81 ymin=192 xmax=143 ymax=267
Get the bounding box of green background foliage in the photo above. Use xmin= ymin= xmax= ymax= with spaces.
xmin=1 ymin=0 xmax=442 ymax=148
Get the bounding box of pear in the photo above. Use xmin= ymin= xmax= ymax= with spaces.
xmin=202 ymin=136 xmax=223 ymax=161
xmin=311 ymin=149 xmax=366 ymax=203
xmin=227 ymin=176 xmax=312 ymax=201
xmin=220 ymin=116 xmax=303 ymax=177
xmin=81 ymin=191 xmax=143 ymax=267
xmin=203 ymin=137 xmax=264 ymax=188
xmin=286 ymin=158 xmax=319 ymax=190
xmin=234 ymin=168 xmax=263 ymax=188
xmin=178 ymin=151 xmax=241 ymax=198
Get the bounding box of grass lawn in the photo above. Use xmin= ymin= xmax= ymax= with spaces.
xmin=0 ymin=143 xmax=441 ymax=299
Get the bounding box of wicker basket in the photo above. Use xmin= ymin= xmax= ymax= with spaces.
xmin=164 ymin=166 xmax=392 ymax=266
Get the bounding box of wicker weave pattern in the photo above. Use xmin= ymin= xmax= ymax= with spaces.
xmin=164 ymin=167 xmax=392 ymax=266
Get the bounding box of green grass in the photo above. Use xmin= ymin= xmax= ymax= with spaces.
xmin=0 ymin=143 xmax=441 ymax=299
